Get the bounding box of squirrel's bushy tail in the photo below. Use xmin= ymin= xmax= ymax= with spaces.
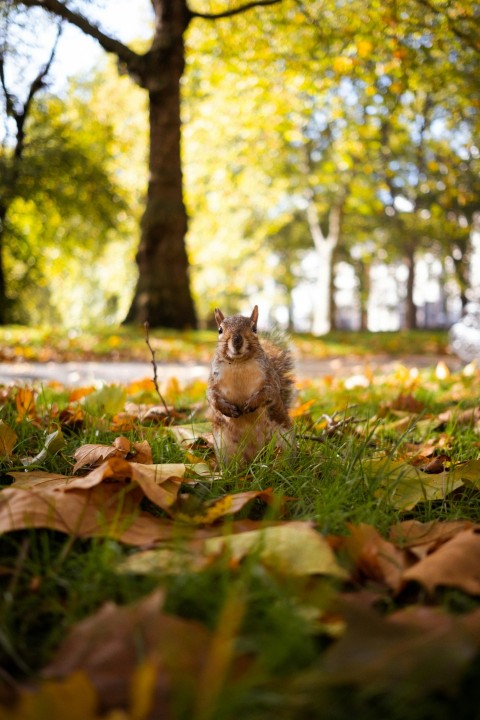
xmin=263 ymin=330 xmax=295 ymax=409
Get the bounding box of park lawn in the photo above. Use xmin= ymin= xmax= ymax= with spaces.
xmin=0 ymin=324 xmax=450 ymax=363
xmin=0 ymin=356 xmax=479 ymax=719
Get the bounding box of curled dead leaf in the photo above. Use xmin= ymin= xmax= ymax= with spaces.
xmin=402 ymin=527 xmax=480 ymax=595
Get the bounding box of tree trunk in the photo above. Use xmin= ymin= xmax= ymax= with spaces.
xmin=307 ymin=200 xmax=344 ymax=336
xmin=124 ymin=1 xmax=196 ymax=328
xmin=404 ymin=246 xmax=417 ymax=330
xmin=356 ymin=259 xmax=370 ymax=331
xmin=0 ymin=208 xmax=7 ymax=325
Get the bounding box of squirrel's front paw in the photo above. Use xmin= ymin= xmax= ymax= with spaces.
xmin=242 ymin=400 xmax=259 ymax=414
xmin=218 ymin=400 xmax=242 ymax=418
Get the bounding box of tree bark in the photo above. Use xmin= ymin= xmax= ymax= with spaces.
xmin=404 ymin=245 xmax=417 ymax=330
xmin=0 ymin=208 xmax=7 ymax=324
xmin=123 ymin=0 xmax=196 ymax=328
xmin=306 ymin=199 xmax=343 ymax=336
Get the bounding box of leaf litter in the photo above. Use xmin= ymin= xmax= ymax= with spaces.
xmin=1 ymin=360 xmax=480 ymax=716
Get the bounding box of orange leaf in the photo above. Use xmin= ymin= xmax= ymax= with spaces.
xmin=341 ymin=523 xmax=409 ymax=591
xmin=0 ymin=420 xmax=17 ymax=458
xmin=15 ymin=387 xmax=36 ymax=422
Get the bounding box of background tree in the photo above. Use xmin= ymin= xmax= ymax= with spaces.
xmin=17 ymin=0 xmax=283 ymax=329
xmin=0 ymin=29 xmax=138 ymax=325
xmin=0 ymin=6 xmax=62 ymax=322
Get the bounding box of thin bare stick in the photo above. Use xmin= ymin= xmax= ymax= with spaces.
xmin=144 ymin=322 xmax=171 ymax=420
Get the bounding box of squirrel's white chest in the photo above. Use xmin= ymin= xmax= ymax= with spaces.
xmin=216 ymin=359 xmax=264 ymax=405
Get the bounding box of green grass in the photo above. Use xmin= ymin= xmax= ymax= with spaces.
xmin=0 ymin=324 xmax=450 ymax=363
xmin=0 ymin=361 xmax=479 ymax=719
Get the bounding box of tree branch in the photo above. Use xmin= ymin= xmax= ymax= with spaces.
xmin=190 ymin=0 xmax=282 ymax=21
xmin=18 ymin=0 xmax=140 ymax=66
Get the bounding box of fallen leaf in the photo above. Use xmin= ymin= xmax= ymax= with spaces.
xmin=320 ymin=600 xmax=480 ymax=698
xmin=435 ymin=360 xmax=450 ymax=379
xmin=8 ymin=470 xmax=71 ymax=490
xmin=367 ymin=458 xmax=464 ymax=510
xmin=389 ymin=519 xmax=474 ymax=558
xmin=174 ymin=488 xmax=279 ymax=525
xmin=168 ymin=422 xmax=215 ymax=449
xmin=73 ymin=437 xmax=152 ymax=473
xmin=68 ymin=387 xmax=96 ymax=402
xmin=21 ymin=428 xmax=66 ymax=467
xmin=204 ymin=522 xmax=348 ymax=578
xmin=44 ymin=589 xmax=211 ymax=716
xmin=0 ymin=483 xmax=178 ymax=545
xmin=402 ymin=527 xmax=480 ymax=595
xmin=0 ymin=671 xmax=98 ymax=720
xmin=0 ymin=420 xmax=17 ymax=458
xmin=15 ymin=387 xmax=36 ymax=422
xmin=389 ymin=393 xmax=426 ymax=413
xmin=341 ymin=523 xmax=408 ymax=591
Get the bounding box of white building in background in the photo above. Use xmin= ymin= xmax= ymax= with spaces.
xmin=258 ymin=242 xmax=475 ymax=332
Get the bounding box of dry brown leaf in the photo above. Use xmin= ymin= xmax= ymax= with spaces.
xmin=322 ymin=599 xmax=480 ymax=696
xmin=43 ymin=589 xmax=211 ymax=716
xmin=0 ymin=420 xmax=17 ymax=458
xmin=72 ymin=444 xmax=122 ymax=473
xmin=402 ymin=527 xmax=480 ymax=595
xmin=389 ymin=519 xmax=474 ymax=559
xmin=0 ymin=483 xmax=178 ymax=545
xmin=436 ymin=406 xmax=480 ymax=428
xmin=8 ymin=470 xmax=71 ymax=491
xmin=341 ymin=523 xmax=409 ymax=591
xmin=389 ymin=393 xmax=426 ymax=413
xmin=72 ymin=437 xmax=152 ymax=473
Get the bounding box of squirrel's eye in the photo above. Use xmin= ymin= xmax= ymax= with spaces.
xmin=218 ymin=327 xmax=223 ymax=335
xmin=252 ymin=325 xmax=257 ymax=333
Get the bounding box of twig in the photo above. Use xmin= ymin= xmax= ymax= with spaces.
xmin=299 ymin=413 xmax=360 ymax=442
xmin=144 ymin=322 xmax=171 ymax=420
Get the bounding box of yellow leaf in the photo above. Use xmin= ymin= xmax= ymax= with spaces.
xmin=435 ymin=361 xmax=450 ymax=379
xmin=333 ymin=56 xmax=354 ymax=74
xmin=130 ymin=660 xmax=158 ymax=720
xmin=204 ymin=522 xmax=347 ymax=578
xmin=356 ymin=39 xmax=373 ymax=57
xmin=2 ymin=671 xmax=98 ymax=720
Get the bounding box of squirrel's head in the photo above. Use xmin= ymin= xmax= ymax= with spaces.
xmin=214 ymin=305 xmax=260 ymax=360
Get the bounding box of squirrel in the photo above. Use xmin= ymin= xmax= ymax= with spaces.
xmin=207 ymin=305 xmax=295 ymax=464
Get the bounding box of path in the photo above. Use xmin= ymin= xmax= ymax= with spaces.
xmin=0 ymin=354 xmax=462 ymax=386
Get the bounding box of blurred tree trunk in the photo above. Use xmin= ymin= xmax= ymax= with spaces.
xmin=404 ymin=245 xmax=417 ymax=330
xmin=0 ymin=208 xmax=7 ymax=324
xmin=123 ymin=2 xmax=195 ymax=327
xmin=306 ymin=199 xmax=344 ymax=336
xmin=354 ymin=258 xmax=370 ymax=331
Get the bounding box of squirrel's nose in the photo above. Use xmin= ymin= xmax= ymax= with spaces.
xmin=233 ymin=333 xmax=243 ymax=348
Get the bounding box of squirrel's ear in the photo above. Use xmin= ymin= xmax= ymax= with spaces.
xmin=214 ymin=308 xmax=225 ymax=327
xmin=250 ymin=305 xmax=259 ymax=328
